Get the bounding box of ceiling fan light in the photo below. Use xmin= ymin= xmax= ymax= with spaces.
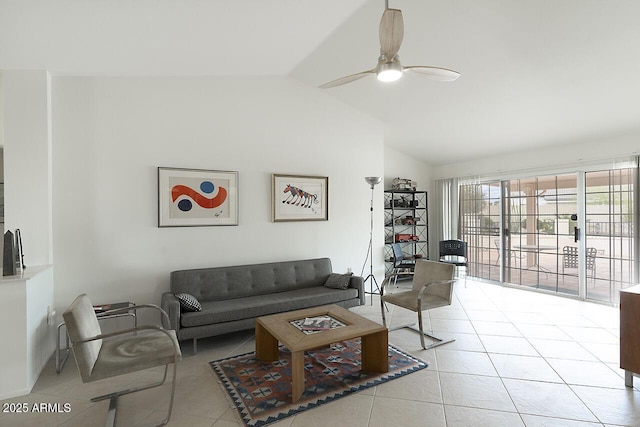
xmin=377 ymin=61 xmax=403 ymax=82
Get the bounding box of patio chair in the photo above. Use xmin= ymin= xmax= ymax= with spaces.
xmin=380 ymin=259 xmax=456 ymax=349
xmin=562 ymin=246 xmax=597 ymax=285
xmin=62 ymin=294 xmax=182 ymax=427
xmin=494 ymin=239 xmax=526 ymax=266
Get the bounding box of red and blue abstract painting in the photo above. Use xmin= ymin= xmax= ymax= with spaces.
xmin=158 ymin=168 xmax=238 ymax=227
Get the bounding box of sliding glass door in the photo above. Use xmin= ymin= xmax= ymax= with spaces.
xmin=459 ymin=165 xmax=637 ymax=303
xmin=460 ymin=182 xmax=501 ymax=281
xmin=584 ymin=168 xmax=636 ymax=303
xmin=502 ymin=174 xmax=579 ymax=296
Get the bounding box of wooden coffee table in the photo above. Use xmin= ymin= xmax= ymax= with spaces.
xmin=255 ymin=304 xmax=388 ymax=403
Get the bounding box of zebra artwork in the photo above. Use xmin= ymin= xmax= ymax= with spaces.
xmin=282 ymin=184 xmax=319 ymax=208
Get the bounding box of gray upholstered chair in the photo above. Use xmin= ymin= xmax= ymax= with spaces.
xmin=62 ymin=294 xmax=182 ymax=427
xmin=380 ymin=260 xmax=456 ymax=350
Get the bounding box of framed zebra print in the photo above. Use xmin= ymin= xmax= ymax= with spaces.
xmin=158 ymin=167 xmax=239 ymax=227
xmin=272 ymin=174 xmax=328 ymax=222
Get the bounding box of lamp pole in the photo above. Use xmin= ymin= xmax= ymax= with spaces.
xmin=363 ymin=177 xmax=382 ymax=304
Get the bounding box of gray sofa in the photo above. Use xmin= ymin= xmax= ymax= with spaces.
xmin=161 ymin=257 xmax=364 ymax=352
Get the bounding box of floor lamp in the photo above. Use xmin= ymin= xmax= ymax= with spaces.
xmin=363 ymin=176 xmax=382 ymax=305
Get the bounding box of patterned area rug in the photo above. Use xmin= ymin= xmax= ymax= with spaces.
xmin=210 ymin=338 xmax=428 ymax=427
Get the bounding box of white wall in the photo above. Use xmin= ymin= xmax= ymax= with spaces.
xmin=2 ymin=71 xmax=53 ymax=265
xmin=383 ymin=146 xmax=434 ymax=259
xmin=0 ymin=71 xmax=54 ymax=398
xmin=52 ymin=76 xmax=385 ymax=314
xmin=432 ymin=129 xmax=640 ymax=179
xmin=383 ymin=146 xmax=432 ymax=193
xmin=0 ymin=267 xmax=54 ymax=400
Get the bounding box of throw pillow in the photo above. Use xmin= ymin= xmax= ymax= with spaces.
xmin=175 ymin=293 xmax=202 ymax=312
xmin=323 ymin=273 xmax=353 ymax=290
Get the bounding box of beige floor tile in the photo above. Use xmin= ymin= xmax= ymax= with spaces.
xmin=514 ymin=323 xmax=573 ymax=341
xmin=453 ymin=299 xmax=499 ymax=312
xmin=528 ymin=339 xmax=598 ymax=361
xmin=570 ymin=385 xmax=640 ymax=426
xmin=605 ymin=365 xmax=640 ymax=393
xmin=545 ymin=313 xmax=599 ymax=328
xmin=559 ymin=326 xmax=618 ymax=344
xmin=390 ymin=327 xmax=462 ymax=354
xmin=503 ymin=378 xmax=598 ymax=422
xmin=479 ymin=335 xmax=539 ymax=356
xmin=135 ymin=409 xmax=216 ymax=427
xmin=389 ymin=328 xmax=437 ymax=356
xmin=431 ymin=318 xmax=476 ymax=334
xmin=211 ymin=419 xmax=242 ymax=427
xmin=489 ymin=353 xmax=562 ymax=383
xmin=471 ymin=320 xmax=523 ymax=337
xmin=289 ymin=393 xmax=373 ymax=427
xmin=5 ymin=279 xmax=634 ymax=427
xmin=406 ymin=347 xmax=438 ymax=371
xmin=216 ymin=406 xmax=246 ymax=426
xmin=440 ymin=372 xmax=516 ymax=412
xmin=170 ymin=375 xmax=231 ymax=419
xmin=436 ymin=349 xmax=498 ymax=376
xmin=375 ymin=368 xmax=442 ymax=404
xmin=387 ymin=314 xmax=431 ymax=331
xmin=520 ymin=414 xmax=604 ymax=426
xmin=444 ymin=405 xmax=525 ymax=427
xmin=358 ymin=313 xmax=386 ymax=325
xmin=582 ymin=305 xmax=620 ymax=330
xmin=428 ymin=307 xmax=470 ymax=320
xmin=465 ymin=309 xmax=510 ymax=322
xmin=503 ymin=311 xmax=554 ymax=325
xmin=370 ymin=396 xmax=446 ymax=427
xmin=546 ymin=358 xmax=626 ymax=389
xmin=604 ymin=327 xmax=619 ymax=338
xmin=64 ymin=402 xmax=153 ymax=427
xmin=434 ymin=332 xmax=485 ymax=352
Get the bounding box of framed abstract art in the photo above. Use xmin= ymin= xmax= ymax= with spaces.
xmin=158 ymin=167 xmax=238 ymax=227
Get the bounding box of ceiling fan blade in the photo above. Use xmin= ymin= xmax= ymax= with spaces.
xmin=403 ymin=66 xmax=461 ymax=81
xmin=379 ymin=8 xmax=404 ymax=60
xmin=318 ymin=69 xmax=376 ymax=89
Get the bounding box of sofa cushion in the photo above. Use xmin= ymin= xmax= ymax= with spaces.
xmin=175 ymin=293 xmax=201 ymax=312
xmin=323 ymin=273 xmax=353 ymax=289
xmin=180 ymin=287 xmax=358 ymax=328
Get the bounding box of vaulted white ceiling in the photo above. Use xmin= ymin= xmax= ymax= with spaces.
xmin=2 ymin=0 xmax=639 ymax=165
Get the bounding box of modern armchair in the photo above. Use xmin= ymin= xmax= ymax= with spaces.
xmin=380 ymin=260 xmax=456 ymax=350
xmin=62 ymin=294 xmax=182 ymax=427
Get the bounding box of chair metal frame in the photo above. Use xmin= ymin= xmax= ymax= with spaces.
xmin=380 ymin=260 xmax=457 ymax=350
xmin=63 ymin=296 xmax=181 ymax=427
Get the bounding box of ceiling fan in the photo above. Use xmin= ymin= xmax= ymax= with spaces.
xmin=319 ymin=1 xmax=460 ymax=89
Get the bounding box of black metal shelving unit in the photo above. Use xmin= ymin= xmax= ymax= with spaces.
xmin=384 ymin=190 xmax=428 ymax=276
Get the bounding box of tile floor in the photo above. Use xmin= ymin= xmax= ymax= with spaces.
xmin=2 ymin=279 xmax=639 ymax=426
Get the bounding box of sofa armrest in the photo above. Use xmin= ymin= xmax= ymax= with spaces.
xmin=349 ymin=275 xmax=365 ymax=305
xmin=161 ymin=292 xmax=181 ymax=332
